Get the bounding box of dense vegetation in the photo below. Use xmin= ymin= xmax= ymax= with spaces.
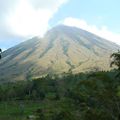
xmin=0 ymin=70 xmax=120 ymax=120
xmin=0 ymin=50 xmax=120 ymax=120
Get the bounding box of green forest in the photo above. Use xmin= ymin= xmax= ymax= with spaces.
xmin=0 ymin=51 xmax=120 ymax=120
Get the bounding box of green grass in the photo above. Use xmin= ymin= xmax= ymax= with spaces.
xmin=0 ymin=101 xmax=43 ymax=120
xmin=0 ymin=100 xmax=63 ymax=120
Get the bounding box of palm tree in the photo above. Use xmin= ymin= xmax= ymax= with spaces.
xmin=0 ymin=48 xmax=2 ymax=59
xmin=110 ymin=50 xmax=120 ymax=77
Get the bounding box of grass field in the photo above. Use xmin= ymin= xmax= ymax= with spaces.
xmin=0 ymin=101 xmax=44 ymax=120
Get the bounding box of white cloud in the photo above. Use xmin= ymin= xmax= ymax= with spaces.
xmin=0 ymin=0 xmax=67 ymax=49
xmin=63 ymin=17 xmax=120 ymax=45
xmin=6 ymin=0 xmax=67 ymax=37
xmin=1 ymin=48 xmax=7 ymax=52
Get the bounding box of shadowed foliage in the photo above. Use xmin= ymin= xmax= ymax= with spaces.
xmin=111 ymin=50 xmax=120 ymax=77
xmin=0 ymin=48 xmax=2 ymax=59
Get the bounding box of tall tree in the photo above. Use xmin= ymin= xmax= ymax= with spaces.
xmin=0 ymin=48 xmax=2 ymax=59
xmin=110 ymin=50 xmax=120 ymax=77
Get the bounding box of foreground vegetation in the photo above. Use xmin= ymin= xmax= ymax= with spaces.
xmin=0 ymin=69 xmax=120 ymax=120
xmin=0 ymin=50 xmax=120 ymax=120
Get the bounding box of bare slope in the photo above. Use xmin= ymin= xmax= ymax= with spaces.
xmin=0 ymin=25 xmax=119 ymax=82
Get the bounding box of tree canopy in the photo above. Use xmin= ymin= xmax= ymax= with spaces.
xmin=111 ymin=50 xmax=120 ymax=77
xmin=0 ymin=48 xmax=2 ymax=59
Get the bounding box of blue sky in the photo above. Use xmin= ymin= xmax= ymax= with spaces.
xmin=50 ymin=0 xmax=120 ymax=32
xmin=0 ymin=0 xmax=120 ymax=50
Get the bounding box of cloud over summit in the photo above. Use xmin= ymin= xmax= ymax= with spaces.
xmin=0 ymin=0 xmax=67 ymax=49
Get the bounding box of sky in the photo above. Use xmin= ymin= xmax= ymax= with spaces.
xmin=0 ymin=0 xmax=120 ymax=50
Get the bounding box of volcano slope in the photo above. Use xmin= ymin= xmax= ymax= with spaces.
xmin=0 ymin=25 xmax=119 ymax=82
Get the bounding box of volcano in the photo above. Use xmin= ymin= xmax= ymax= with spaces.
xmin=0 ymin=25 xmax=119 ymax=82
